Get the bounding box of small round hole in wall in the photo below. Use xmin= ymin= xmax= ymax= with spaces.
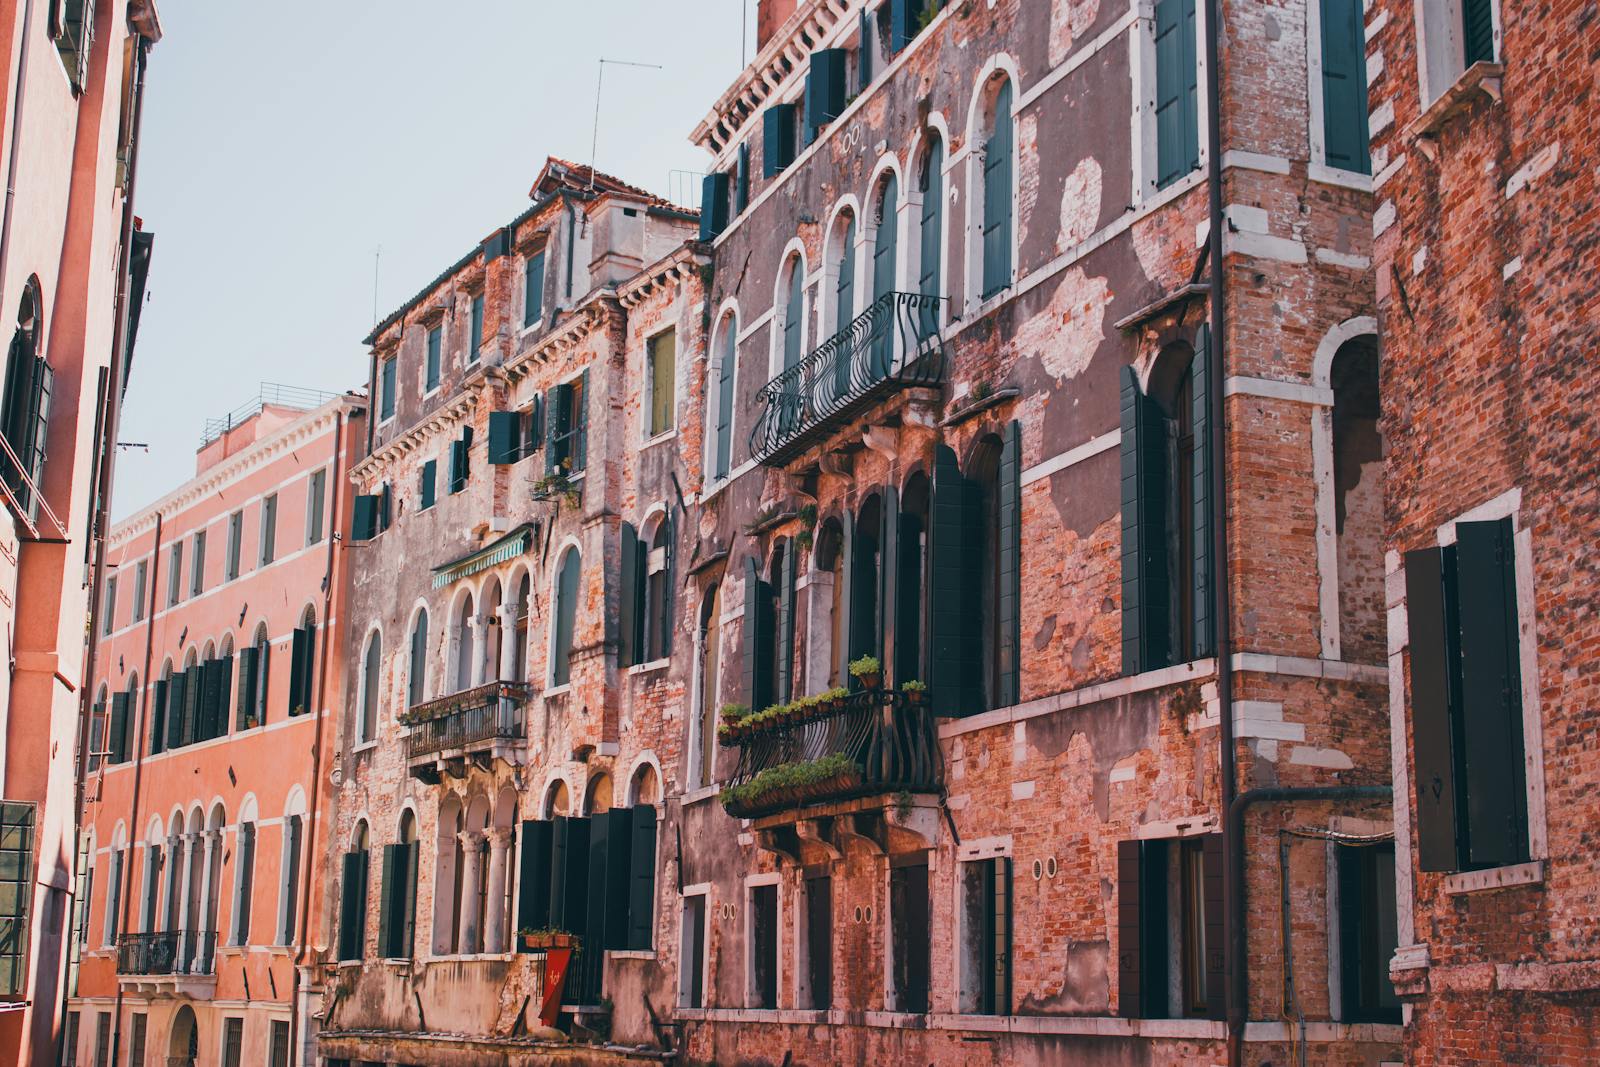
xmin=1046 ymin=856 xmax=1058 ymax=879
xmin=864 ymin=905 xmax=874 ymax=923
xmin=853 ymin=905 xmax=863 ymax=923
xmin=1032 ymin=859 xmax=1043 ymax=881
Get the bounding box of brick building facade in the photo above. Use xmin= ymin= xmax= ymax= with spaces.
xmin=1367 ymin=0 xmax=1600 ymax=1062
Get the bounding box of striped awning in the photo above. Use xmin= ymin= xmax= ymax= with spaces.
xmin=431 ymin=524 xmax=536 ymax=589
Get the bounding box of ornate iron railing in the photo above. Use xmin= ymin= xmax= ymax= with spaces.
xmin=403 ymin=681 xmax=530 ymax=761
xmin=749 ymin=291 xmax=946 ymax=466
xmin=722 ymin=690 xmax=942 ymax=819
xmin=116 ymin=930 xmax=216 ymax=976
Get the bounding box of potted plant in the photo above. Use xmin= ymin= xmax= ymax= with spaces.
xmin=719 ymin=702 xmax=748 ymax=726
xmin=900 ymin=679 xmax=927 ymax=706
xmin=519 ymin=927 xmax=580 ymax=951
xmin=827 ymin=686 xmax=850 ymax=711
xmin=849 ymin=655 xmax=883 ymax=690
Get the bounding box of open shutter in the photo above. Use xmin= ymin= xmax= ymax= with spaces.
xmin=590 ymin=809 xmax=634 ymax=951
xmin=1454 ymin=519 xmax=1527 ymax=867
xmin=919 ymin=143 xmax=943 ymax=301
xmin=878 ymin=487 xmax=899 ymax=687
xmin=574 ymin=370 xmax=590 ymax=471
xmin=1154 ymin=0 xmax=1200 ymax=189
xmin=338 ymin=852 xmax=364 ymax=960
xmin=181 ymin=667 xmax=201 ymax=747
xmin=619 ymin=522 xmax=640 ymax=668
xmin=1189 ymin=328 xmax=1215 ymax=658
xmin=890 ymin=0 xmax=922 ymax=52
xmin=1120 ymin=366 xmax=1170 ymax=674
xmin=997 ymin=421 xmax=1022 ymax=706
xmin=776 ymin=540 xmax=797 ymax=704
xmin=545 ymin=385 xmax=568 ymax=474
xmin=108 ymin=693 xmax=129 ymax=765
xmin=288 ymin=627 xmax=310 ymax=716
xmin=236 ymin=647 xmax=258 ymax=729
xmin=699 ymin=173 xmax=731 ymax=241
xmin=166 ymin=673 xmax=186 ymax=751
xmin=1116 ymin=839 xmax=1143 ymax=1017
xmin=626 ymin=806 xmax=657 ymax=950
xmin=488 ymin=411 xmax=521 ymax=465
xmin=1405 ymin=546 xmax=1460 ymax=871
xmin=377 ymin=845 xmax=399 ymax=957
xmin=517 ymin=820 xmax=553 ymax=941
xmin=660 ymin=511 xmax=676 ymax=659
xmin=351 ymin=495 xmax=378 ymax=541
xmin=150 ymin=679 xmax=167 ymax=755
xmin=981 ymin=81 xmax=1014 ymax=298
xmin=379 ymin=482 xmax=392 ymax=532
xmin=399 ymin=841 xmax=418 ymax=956
xmin=930 ymin=445 xmax=977 ymax=715
xmin=1462 ymin=0 xmax=1495 ymax=65
xmin=420 ymin=460 xmax=436 ymax=510
xmin=742 ymin=556 xmax=775 ymax=712
xmin=449 ymin=439 xmax=466 ymax=494
xmin=806 ymin=50 xmax=848 ymax=132
xmin=1320 ymin=0 xmax=1372 ymax=174
xmin=735 ymin=143 xmax=750 ymax=213
xmin=836 ymin=510 xmax=854 ymax=686
xmin=762 ymin=104 xmax=796 ymax=178
xmin=858 ymin=9 xmax=874 ymax=88
xmin=217 ymin=655 xmax=234 ymax=737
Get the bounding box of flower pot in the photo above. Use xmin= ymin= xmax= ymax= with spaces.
xmin=521 ymin=931 xmax=579 ymax=951
xmin=903 ymin=689 xmax=926 ymax=707
xmin=857 ymin=673 xmax=882 ymax=690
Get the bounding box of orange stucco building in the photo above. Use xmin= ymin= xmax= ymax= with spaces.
xmin=70 ymin=391 xmax=364 ymax=1066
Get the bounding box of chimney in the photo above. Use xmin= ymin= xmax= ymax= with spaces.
xmin=757 ymin=0 xmax=800 ymax=52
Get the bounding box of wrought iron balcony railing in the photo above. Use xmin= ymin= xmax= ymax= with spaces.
xmin=403 ymin=680 xmax=531 ymax=762
xmin=749 ymin=290 xmax=946 ymax=466
xmin=721 ymin=690 xmax=942 ymax=820
xmin=116 ymin=930 xmax=216 ymax=977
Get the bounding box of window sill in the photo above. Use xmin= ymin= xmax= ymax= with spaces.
xmin=424 ymin=386 xmax=441 ymax=400
xmin=680 ymin=783 xmax=722 ymax=807
xmin=642 ymin=429 xmax=677 ymax=448
xmin=543 ymin=684 xmax=572 ymax=699
xmin=1442 ymin=859 xmax=1543 ymax=896
xmin=1406 ymin=61 xmax=1504 ymax=151
xmin=607 ymin=949 xmax=656 ymax=960
xmin=628 ymin=659 xmax=671 ymax=676
xmin=1305 ymin=162 xmax=1373 ymax=193
xmin=350 ymin=739 xmax=378 ymax=755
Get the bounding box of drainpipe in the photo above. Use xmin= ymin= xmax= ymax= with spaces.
xmin=0 ymin=0 xmax=36 ymax=306
xmin=563 ymin=194 xmax=578 ymax=302
xmin=364 ymin=347 xmax=376 ymax=458
xmin=288 ymin=406 xmax=348 ymax=1067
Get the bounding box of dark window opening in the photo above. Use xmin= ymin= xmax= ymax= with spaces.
xmin=750 ymin=882 xmax=779 ymax=1009
xmin=1337 ymin=842 xmax=1400 ymax=1023
xmin=803 ymin=873 xmax=832 ymax=1010
xmin=680 ymin=894 xmax=706 ymax=1008
xmin=890 ymin=857 xmax=931 ymax=1012
xmin=960 ymin=856 xmax=1010 ymax=1015
xmin=1117 ymin=835 xmax=1223 ymax=1019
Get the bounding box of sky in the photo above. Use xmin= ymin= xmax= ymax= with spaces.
xmin=112 ymin=0 xmax=755 ymax=519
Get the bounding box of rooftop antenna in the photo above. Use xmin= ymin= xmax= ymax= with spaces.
xmin=742 ymin=0 xmax=748 ymax=67
xmin=589 ymin=58 xmax=663 ymax=191
xmin=372 ymin=245 xmax=382 ymax=325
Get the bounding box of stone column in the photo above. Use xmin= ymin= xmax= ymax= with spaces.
xmin=164 ymin=834 xmax=185 ymax=933
xmin=194 ymin=830 xmax=218 ymax=972
xmin=457 ymin=830 xmax=486 ymax=954
xmin=468 ymin=615 xmax=491 ymax=688
xmin=483 ymin=828 xmax=514 ymax=953
xmin=174 ymin=832 xmax=199 ymax=967
xmin=496 ymin=604 xmax=520 ymax=683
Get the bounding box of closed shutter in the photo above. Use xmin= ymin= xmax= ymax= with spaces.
xmin=1116 ymin=839 xmax=1143 ymax=1017
xmin=166 ymin=673 xmax=186 ymax=751
xmin=1120 ymin=366 xmax=1171 ymax=674
xmin=735 ymin=143 xmax=750 ymax=213
xmin=929 ymin=445 xmax=977 ymax=715
xmin=997 ymin=421 xmax=1022 ymax=706
xmin=588 ymin=809 xmax=634 ymax=951
xmin=550 ymin=816 xmax=592 ymax=935
xmin=236 ymin=826 xmax=255 ymax=944
xmin=872 ymin=177 xmax=900 ymax=377
xmin=699 ymin=173 xmax=731 ymax=241
xmin=181 ymin=667 xmax=201 ymax=747
xmin=409 ymin=616 xmax=427 ymax=708
xmin=836 ymin=510 xmax=855 ymax=686
xmin=399 ymin=840 xmax=418 ymax=956
xmin=524 ymin=251 xmax=546 ymax=327
xmin=660 ymin=511 xmax=677 ymax=660
xmin=1462 ymin=0 xmax=1495 ymax=65
xmin=626 ymin=806 xmax=657 ymax=950
xmin=878 ymin=488 xmax=899 ymax=686
xmin=981 ymin=81 xmax=1013 ymax=298
xmin=858 ymin=9 xmax=875 ymax=88
xmin=1454 ymin=519 xmax=1527 ymax=867
xmin=108 ymin=693 xmax=128 ymax=764
xmin=200 ymin=660 xmax=223 ymax=741
xmin=338 ymin=851 xmax=365 ymax=960
xmin=288 ymin=627 xmax=310 ymax=715
xmin=888 ymin=860 xmax=929 ymax=1012
xmin=762 ymin=104 xmax=797 ymax=178
xmin=1189 ymin=327 xmax=1215 ymax=658
xmin=449 ymin=439 xmax=467 ymax=494
xmin=890 ymin=0 xmax=923 ymax=52
xmin=217 ymin=655 xmax=233 ymax=737
xmin=777 ymin=539 xmax=796 ymax=703
xmin=235 ymin=648 xmax=257 ymax=729
xmin=978 ymin=857 xmax=1012 ymax=1014
xmin=377 ymin=844 xmax=399 ymax=957
xmin=552 ymin=552 xmax=580 ymax=686
xmin=488 ymin=411 xmax=521 ymax=465
xmin=517 ymin=820 xmax=553 ymax=940
xmin=150 ymin=680 xmax=167 ymax=755
xmin=919 ymin=141 xmax=944 ymax=303
xmin=620 ymin=522 xmax=640 ymax=668
xmin=1154 ymin=0 xmax=1200 ymax=189
xmin=282 ymin=816 xmax=303 ymax=943
xmin=1202 ymin=833 xmax=1226 ymax=1017
xmin=1405 ymin=546 xmax=1459 ymax=871
xmin=806 ymin=49 xmax=848 ymax=132
xmin=420 ymin=460 xmax=436 ymax=509
xmin=524 ymin=395 xmax=544 ymax=458
xmin=742 ymin=556 xmax=775 ymax=712
xmin=545 ymin=384 xmax=569 ymax=474
xmin=351 ymin=495 xmax=378 ymax=541
xmin=574 ymin=370 xmax=589 ymax=471
xmin=1320 ymin=0 xmax=1372 ymax=174
xmin=808 ymin=873 xmax=835 ymax=1010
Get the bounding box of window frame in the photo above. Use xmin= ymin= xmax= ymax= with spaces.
xmin=704 ymin=310 xmax=740 ymax=490
xmin=678 ymin=885 xmax=711 ymax=1008
xmin=379 ymin=355 xmax=398 ymax=423
xmin=523 ymin=248 xmax=548 ymax=330
xmin=1131 ymin=3 xmax=1212 ymax=205
xmin=468 ymin=293 xmax=485 ymax=365
xmin=258 ymin=492 xmax=278 ymax=567
xmin=305 ymin=467 xmax=327 ymax=546
xmin=191 ymin=529 xmax=207 ymax=597
xmin=1307 ymin=0 xmax=1375 ymax=184
xmin=1414 ymin=0 xmax=1502 ymax=110
xmin=425 ymin=326 xmax=442 ymax=395
xmin=744 ymin=874 xmax=782 ymax=1010
xmin=644 ymin=326 xmax=678 ymax=440
xmin=131 ymin=559 xmax=146 ymax=622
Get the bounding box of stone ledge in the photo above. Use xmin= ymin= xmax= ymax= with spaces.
xmin=1443 ymin=859 xmax=1544 ymax=896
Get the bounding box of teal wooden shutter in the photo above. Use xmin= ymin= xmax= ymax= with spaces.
xmin=836 ymin=511 xmax=854 ymax=686
xmin=408 ymin=614 xmax=427 ymax=708
xmin=735 ymin=144 xmax=750 ymax=213
xmin=181 ymin=667 xmax=201 ymax=747
xmin=469 ymin=294 xmax=485 ymax=361
xmin=1462 ymin=0 xmax=1495 ymax=65
xmin=338 ymin=851 xmax=365 ymax=960
xmin=1116 ymin=839 xmax=1144 ymax=1017
xmin=919 ymin=139 xmax=944 ymax=302
xmin=1189 ymin=327 xmax=1214 ymax=658
xmin=546 ymin=384 xmax=570 ymax=474
xmin=997 ymin=422 xmax=1022 ymax=707
xmin=420 ymin=460 xmax=436 ymax=510
xmin=218 ymin=655 xmax=233 ymax=736
xmin=878 ymin=489 xmax=899 ymax=684
xmin=858 ymin=9 xmax=874 ymax=88
xmin=150 ymin=679 xmax=167 ymax=754
xmin=517 ymin=820 xmax=553 ymax=940
xmin=351 ymin=495 xmax=378 ymax=541
xmin=872 ymin=177 xmax=900 ymax=373
xmin=201 ymin=659 xmax=224 ymax=741
xmin=1405 ymin=546 xmax=1460 ymax=871
xmin=784 ymin=265 xmax=805 ymax=372
xmin=108 ymin=693 xmax=129 ymax=764
xmin=549 ymin=816 xmax=592 ymax=934
xmin=1453 ymin=519 xmax=1527 ymax=867
xmin=553 ymin=551 xmax=580 ymax=686
xmin=627 ymin=805 xmax=657 ymax=950
xmin=425 ymin=328 xmax=441 ymax=391
xmin=981 ymin=81 xmax=1014 ymax=298
xmin=574 ymin=370 xmax=590 ymax=471
xmin=235 ymin=648 xmax=257 ymax=729
xmin=763 ymin=104 xmax=797 ymax=177
xmin=1154 ymin=0 xmax=1200 ymax=189
xmin=619 ymin=522 xmax=640 ymax=668
xmin=165 ymin=673 xmax=186 ymax=751
xmin=930 ymin=445 xmax=978 ymax=714
xmin=449 ymin=439 xmax=467 ymax=494
xmin=524 ymin=251 xmax=546 ymax=327
xmin=400 ymin=840 xmax=418 ymax=956
xmin=289 ymin=627 xmax=310 ymax=715
xmin=778 ymin=543 xmax=796 ymax=704
xmin=715 ymin=328 xmax=736 ymax=479
xmin=700 ymin=173 xmax=731 ymax=241
xmin=890 ymin=0 xmax=924 ymax=52
xmin=587 ymin=809 xmax=634 ymax=951
xmin=806 ymin=50 xmax=848 ymax=133
xmin=379 ymin=482 xmax=392 ymax=531
xmin=1120 ymin=366 xmax=1170 ymax=673
xmin=377 ymin=844 xmax=399 ymax=957
xmin=488 ymin=412 xmax=519 ymax=465
xmin=1320 ymin=0 xmax=1372 ymax=174
xmin=380 ymin=358 xmax=396 ymax=420
xmin=742 ymin=557 xmax=774 ymax=712
xmin=660 ymin=511 xmax=676 ymax=660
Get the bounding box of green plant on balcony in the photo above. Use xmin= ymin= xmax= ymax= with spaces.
xmin=532 ymin=469 xmax=581 ymax=507
xmin=719 ymin=753 xmax=860 ymax=815
xmin=900 ymin=678 xmax=927 ymax=705
xmin=517 ymin=926 xmax=581 ymax=951
xmin=848 ymin=654 xmax=883 ymax=689
xmin=719 ymin=702 xmax=749 ymax=724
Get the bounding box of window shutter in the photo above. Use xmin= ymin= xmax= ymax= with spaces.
xmin=660 ymin=511 xmax=676 ymax=660
xmin=878 ymin=488 xmax=899 ymax=687
xmin=199 ymin=660 xmax=221 ymax=741
xmin=517 ymin=820 xmax=553 ymax=940
xmin=587 ymin=809 xmax=633 ymax=951
xmin=996 ymin=421 xmax=1022 ymax=706
xmin=150 ymin=679 xmax=167 ymax=754
xmin=626 ymin=805 xmax=657 ymax=950
xmin=165 ymin=673 xmax=186 ymax=751
xmin=181 ymin=667 xmax=201 ymax=747
xmin=408 ymin=617 xmax=427 ymax=708
xmin=525 ymin=396 xmax=544 ymax=457
xmin=449 ymin=439 xmax=467 ymax=494
xmin=217 ymin=655 xmax=234 ymax=737
xmin=806 ymin=50 xmax=848 ymax=132
xmin=289 ymin=627 xmax=310 ymax=716
xmin=1116 ymin=839 xmax=1143 ymax=1017
xmin=420 ymin=460 xmax=436 ymax=510
xmin=1201 ymin=833 xmax=1226 ymax=1017
xmin=399 ymin=840 xmax=418 ymax=956
xmin=778 ymin=539 xmax=797 ymax=704
xmin=929 ymin=445 xmax=978 ymax=715
xmin=890 ymin=0 xmax=921 ymax=52
xmin=619 ymin=522 xmax=639 ymax=668
xmin=487 ymin=411 xmax=519 ymax=465
xmin=574 ymin=370 xmax=590 ymax=471
xmin=1454 ymin=519 xmax=1527 ymax=867
xmin=919 ymin=144 xmax=944 ymax=302
xmin=351 ymin=495 xmax=378 ymax=541
xmin=699 ymin=173 xmax=731 ymax=241
xmin=108 ymin=693 xmax=129 ymax=764
xmin=981 ymin=81 xmax=1014 ymax=298
xmin=1320 ymin=0 xmax=1372 ymax=174
xmin=524 ymin=251 xmax=547 ymax=327
xmin=1189 ymin=327 xmax=1215 ymax=658
xmin=236 ymin=648 xmax=257 ymax=729
xmin=858 ymin=9 xmax=874 ymax=88
xmin=338 ymin=851 xmax=364 ymax=960
xmin=1155 ymin=0 xmax=1200 ymax=189
xmin=836 ymin=510 xmax=855 ymax=687
xmin=377 ymin=844 xmax=399 ymax=957
xmin=742 ymin=556 xmax=774 ymax=712
xmin=1462 ymin=0 xmax=1495 ymax=66
xmin=1120 ymin=366 xmax=1170 ymax=674
xmin=762 ymin=104 xmax=797 ymax=178
xmin=1405 ymin=546 xmax=1460 ymax=871
xmin=735 ymin=143 xmax=750 ymax=213
xmin=549 ymin=816 xmax=592 ymax=935
xmin=236 ymin=826 xmax=255 ymax=944
xmin=545 ymin=385 xmax=568 ymax=474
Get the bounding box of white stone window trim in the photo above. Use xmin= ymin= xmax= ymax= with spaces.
xmin=678 ymin=882 xmax=713 ymax=1010
xmin=1412 ymin=0 xmax=1502 ymax=111
xmin=628 ymin=658 xmax=672 ymax=676
xmin=743 ymin=872 xmax=784 ymax=1011
xmin=703 ymin=302 xmax=744 ymax=495
xmin=1128 ymin=0 xmax=1213 ymax=210
xmin=960 ymin=55 xmax=1023 ymax=317
xmin=1306 ymin=0 xmax=1378 ymax=187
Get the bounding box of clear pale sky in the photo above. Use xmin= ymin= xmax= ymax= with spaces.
xmin=112 ymin=0 xmax=754 ymax=519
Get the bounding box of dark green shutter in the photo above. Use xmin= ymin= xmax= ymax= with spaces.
xmin=858 ymin=9 xmax=874 ymax=88
xmin=997 ymin=421 xmax=1022 ymax=707
xmin=166 ymin=673 xmax=186 ymax=751
xmin=742 ymin=556 xmax=774 ymax=712
xmin=1189 ymin=327 xmax=1215 ymax=658
xmin=806 ymin=50 xmax=848 ymax=132
xmin=890 ymin=0 xmax=923 ymax=52
xmin=399 ymin=840 xmax=418 ymax=956
xmin=930 ymin=445 xmax=978 ymax=715
xmin=627 ymin=805 xmax=657 ymax=950
xmin=1462 ymin=0 xmax=1494 ymax=65
xmin=338 ymin=851 xmax=365 ymax=961
xmin=488 ymin=411 xmax=521 ymax=465
xmin=700 ymin=173 xmax=731 ymax=241
xmin=377 ymin=844 xmax=399 ymax=957
xmin=588 ymin=809 xmax=633 ymax=951
xmin=878 ymin=489 xmax=899 ymax=687
xmin=181 ymin=667 xmax=201 ymax=747
xmin=661 ymin=512 xmax=677 ymax=659
xmin=546 ymin=385 xmax=569 ymax=474
xmin=420 ymin=460 xmax=436 ymax=510
xmin=449 ymin=439 xmax=467 ymax=494
xmin=919 ymin=139 xmax=944 ymax=302
xmin=150 ymin=679 xmax=167 ymax=755
xmin=1155 ymin=0 xmax=1200 ymax=189
xmin=981 ymin=81 xmax=1013 ymax=298
xmin=1405 ymin=546 xmax=1459 ymax=872
xmin=619 ymin=522 xmax=640 ymax=668
xmin=762 ymin=104 xmax=797 ymax=178
xmin=872 ymin=176 xmax=900 ymax=375
xmin=735 ymin=144 xmax=750 ymax=213
xmin=1120 ymin=366 xmax=1170 ymax=674
xmin=549 ymin=816 xmax=591 ymax=935
xmin=525 ymin=251 xmax=546 ymax=327
xmin=574 ymin=370 xmax=589 ymax=471
xmin=351 ymin=495 xmax=378 ymax=541
xmin=1320 ymin=0 xmax=1372 ymax=174
xmin=289 ymin=627 xmax=310 ymax=715
xmin=236 ymin=648 xmax=258 ymax=730
xmin=217 ymin=655 xmax=234 ymax=737
xmin=1116 ymin=839 xmax=1143 ymax=1017
xmin=379 ymin=482 xmax=392 ymax=531
xmin=524 ymin=396 xmax=544 ymax=458
xmin=201 ymin=659 xmax=223 ymax=741
xmin=1202 ymin=833 xmax=1226 ymax=1018
xmin=778 ymin=542 xmax=797 ymax=704
xmin=1453 ymin=519 xmax=1527 ymax=867
xmin=108 ymin=693 xmax=129 ymax=764
xmin=517 ymin=820 xmax=553 ymax=941
xmin=408 ymin=615 xmax=427 ymax=708
xmin=836 ymin=511 xmax=854 ymax=687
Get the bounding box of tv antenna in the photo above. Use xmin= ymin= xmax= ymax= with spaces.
xmin=589 ymin=58 xmax=663 ymax=190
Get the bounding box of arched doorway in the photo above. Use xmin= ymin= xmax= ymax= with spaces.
xmin=168 ymin=1004 xmax=199 ymax=1066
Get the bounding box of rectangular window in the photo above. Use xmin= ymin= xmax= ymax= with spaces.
xmin=801 ymin=872 xmax=832 ymax=1010
xmin=102 ymin=576 xmax=116 ymax=635
xmin=1319 ymin=0 xmax=1372 ymax=174
xmin=259 ymin=493 xmax=278 ymax=566
xmin=61 ymin=1011 xmax=79 ymax=1067
xmin=762 ymin=103 xmax=798 ymax=178
xmin=425 ymin=326 xmax=442 ymax=392
xmin=269 ymin=1019 xmax=290 ymax=1067
xmin=380 ymin=356 xmax=397 ymax=421
xmin=226 ymin=511 xmax=243 ymax=580
xmin=959 ymin=856 xmax=1011 ymax=1015
xmin=647 ymin=329 xmax=676 ymax=437
xmin=469 ymin=294 xmax=485 ymax=363
xmin=191 ymin=530 xmax=206 ymax=596
xmin=1418 ymin=0 xmax=1499 ymax=107
xmin=679 ymin=892 xmax=707 ymax=1008
xmin=748 ymin=882 xmax=779 ymax=1009
xmin=131 ymin=560 xmax=147 ymax=622
xmin=305 ymin=468 xmax=326 ymax=546
xmin=221 ymin=1017 xmax=243 ymax=1067
xmin=167 ymin=541 xmax=183 ymax=607
xmin=338 ymin=848 xmax=369 ymax=961
xmin=889 ymin=858 xmax=931 ymax=1012
xmin=128 ymin=1014 xmax=147 ymax=1066
xmin=234 ymin=824 xmax=256 ymax=945
xmin=1337 ymin=842 xmax=1401 ymax=1023
xmin=1117 ymin=835 xmax=1223 ymax=1018
xmin=546 ymin=373 xmax=588 ymax=474
xmin=103 ymin=849 xmax=123 ymax=945
xmin=93 ymin=1011 xmax=110 ymax=1067
xmin=524 ymin=251 xmax=547 ymax=327
xmin=279 ymin=813 xmax=303 ymax=944
xmin=1406 ymin=516 xmax=1529 ymax=872
xmin=1154 ymin=0 xmax=1200 ymax=190
xmin=419 ymin=459 xmax=436 ymax=510
xmin=0 ymin=802 xmax=36 ymax=995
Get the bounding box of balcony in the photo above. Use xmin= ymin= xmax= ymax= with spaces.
xmin=749 ymin=291 xmax=946 ymax=466
xmin=403 ymin=680 xmax=531 ymax=783
xmin=116 ymin=931 xmax=217 ymax=997
xmin=721 ymin=690 xmax=943 ymax=857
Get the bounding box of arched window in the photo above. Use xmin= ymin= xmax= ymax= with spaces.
xmin=828 ymin=212 xmax=858 ymax=406
xmin=378 ymin=811 xmax=418 ymax=959
xmin=453 ymin=593 xmax=476 ymax=693
xmin=708 ymin=314 xmax=738 ymax=482
xmin=625 ymin=514 xmax=675 ymax=665
xmin=288 ymin=606 xmax=317 ymax=717
xmin=1329 ymin=335 xmax=1383 ymax=661
xmin=511 ymin=575 xmax=531 ymax=684
xmin=870 ymin=174 xmax=900 ymax=377
xmin=918 ymin=135 xmax=945 ymax=302
xmin=585 ymin=772 xmax=613 ymax=815
xmin=1 ymin=278 xmax=52 ymax=517
xmin=89 ymin=684 xmax=109 ymax=772
xmin=277 ymin=795 xmax=305 ymax=945
xmin=434 ymin=796 xmax=465 ymax=955
xmin=239 ymin=623 xmax=270 ymax=730
xmin=980 ymin=78 xmax=1015 ymax=299
xmin=690 ymin=583 xmax=721 ymax=790
xmin=550 ymin=548 xmax=581 ymax=687
xmin=231 ymin=806 xmax=258 ymax=946
xmin=782 ymin=254 xmax=806 ymax=373
xmin=338 ymin=821 xmax=370 ymax=961
xmin=151 ymin=664 xmax=172 ymax=755
xmin=544 ymin=779 xmax=571 ymax=818
xmin=408 ymin=608 xmax=429 ymax=707
xmin=358 ymin=629 xmax=381 ymax=743
xmin=742 ymin=541 xmax=795 ymax=712
xmin=850 ymin=497 xmax=882 ymax=674
xmin=897 ymin=472 xmax=931 ymax=685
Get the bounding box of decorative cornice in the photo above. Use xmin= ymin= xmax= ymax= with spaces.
xmin=349 ymin=385 xmax=484 ymax=485
xmin=616 ymin=245 xmax=711 ymax=309
xmin=110 ymin=396 xmax=366 ymax=548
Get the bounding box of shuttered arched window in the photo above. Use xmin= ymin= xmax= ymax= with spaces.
xmin=871 ymin=176 xmax=899 ymax=377
xmin=783 ymin=260 xmax=805 ymax=372
xmin=551 ymin=549 xmax=581 ymax=687
xmin=919 ymin=136 xmax=945 ymax=310
xmin=712 ymin=317 xmax=737 ymax=481
xmin=981 ymin=81 xmax=1014 ymax=298
xmin=360 ymin=632 xmax=381 ymax=742
xmin=408 ymin=610 xmax=429 ymax=708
